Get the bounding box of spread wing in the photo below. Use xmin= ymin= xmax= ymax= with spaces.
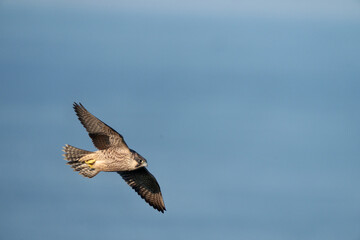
xmin=73 ymin=102 xmax=129 ymax=150
xmin=117 ymin=167 xmax=166 ymax=213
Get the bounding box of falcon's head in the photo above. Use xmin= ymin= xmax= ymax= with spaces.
xmin=131 ymin=150 xmax=148 ymax=169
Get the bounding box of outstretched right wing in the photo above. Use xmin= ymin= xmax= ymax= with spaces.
xmin=117 ymin=167 xmax=166 ymax=213
xmin=73 ymin=102 xmax=129 ymax=151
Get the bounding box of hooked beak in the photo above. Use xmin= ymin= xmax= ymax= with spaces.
xmin=136 ymin=161 xmax=148 ymax=168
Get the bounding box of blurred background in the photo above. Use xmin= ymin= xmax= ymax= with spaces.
xmin=1 ymin=0 xmax=360 ymax=239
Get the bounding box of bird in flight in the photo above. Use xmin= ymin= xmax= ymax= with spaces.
xmin=63 ymin=103 xmax=166 ymax=213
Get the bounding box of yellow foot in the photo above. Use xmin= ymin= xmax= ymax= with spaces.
xmin=85 ymin=159 xmax=96 ymax=169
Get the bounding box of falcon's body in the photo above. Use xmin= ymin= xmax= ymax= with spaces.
xmin=81 ymin=148 xmax=144 ymax=172
xmin=63 ymin=103 xmax=166 ymax=213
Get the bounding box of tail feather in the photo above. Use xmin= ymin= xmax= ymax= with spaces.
xmin=63 ymin=144 xmax=99 ymax=178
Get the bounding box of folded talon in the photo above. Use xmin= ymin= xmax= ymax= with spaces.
xmin=85 ymin=159 xmax=96 ymax=168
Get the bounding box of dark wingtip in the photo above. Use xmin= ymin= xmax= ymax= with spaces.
xmin=154 ymin=199 xmax=166 ymax=213
xmin=73 ymin=102 xmax=81 ymax=109
xmin=155 ymin=206 xmax=165 ymax=213
xmin=73 ymin=102 xmax=87 ymax=115
xmin=73 ymin=102 xmax=79 ymax=111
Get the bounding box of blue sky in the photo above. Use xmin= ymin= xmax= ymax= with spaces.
xmin=7 ymin=0 xmax=360 ymax=20
xmin=1 ymin=1 xmax=360 ymax=240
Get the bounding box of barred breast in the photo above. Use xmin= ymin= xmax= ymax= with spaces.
xmin=93 ymin=148 xmax=135 ymax=172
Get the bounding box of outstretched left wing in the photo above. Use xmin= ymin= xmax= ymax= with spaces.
xmin=117 ymin=167 xmax=166 ymax=213
xmin=73 ymin=102 xmax=129 ymax=151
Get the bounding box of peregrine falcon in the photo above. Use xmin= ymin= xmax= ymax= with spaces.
xmin=63 ymin=103 xmax=166 ymax=213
